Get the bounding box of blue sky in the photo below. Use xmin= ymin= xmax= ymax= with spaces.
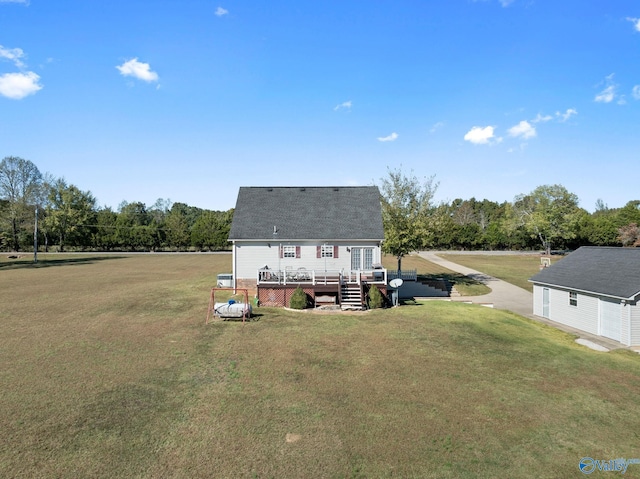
xmin=1 ymin=0 xmax=639 ymax=213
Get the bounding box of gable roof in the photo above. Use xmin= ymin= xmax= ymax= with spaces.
xmin=529 ymin=246 xmax=640 ymax=300
xmin=228 ymin=186 xmax=384 ymax=241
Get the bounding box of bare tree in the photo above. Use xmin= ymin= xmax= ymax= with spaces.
xmin=0 ymin=156 xmax=43 ymax=250
xmin=617 ymin=223 xmax=640 ymax=247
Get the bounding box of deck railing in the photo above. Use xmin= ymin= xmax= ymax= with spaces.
xmin=387 ymin=269 xmax=418 ymax=281
xmin=257 ymin=268 xmax=387 ymax=286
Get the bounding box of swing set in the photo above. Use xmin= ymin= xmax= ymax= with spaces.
xmin=206 ymin=288 xmax=252 ymax=324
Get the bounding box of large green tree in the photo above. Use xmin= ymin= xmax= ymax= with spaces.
xmin=575 ymin=207 xmax=619 ymax=246
xmin=191 ymin=209 xmax=233 ymax=250
xmin=165 ymin=207 xmax=190 ymax=250
xmin=43 ymin=178 xmax=96 ymax=251
xmin=508 ymin=184 xmax=583 ymax=254
xmin=115 ymin=201 xmax=154 ymax=251
xmin=93 ymin=207 xmax=118 ymax=250
xmin=379 ymin=167 xmax=438 ymax=272
xmin=616 ymin=200 xmax=640 ymax=227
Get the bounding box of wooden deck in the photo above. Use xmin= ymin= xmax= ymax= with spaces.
xmin=257 ymin=268 xmax=387 ymax=286
xmin=256 ymin=268 xmax=388 ymax=309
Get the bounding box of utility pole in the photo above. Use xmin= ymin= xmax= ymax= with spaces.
xmin=34 ymin=206 xmax=38 ymax=263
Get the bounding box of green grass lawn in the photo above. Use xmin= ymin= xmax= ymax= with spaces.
xmin=439 ymin=253 xmax=551 ymax=292
xmin=1 ymin=253 xmax=639 ymax=478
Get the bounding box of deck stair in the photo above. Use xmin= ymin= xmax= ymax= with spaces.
xmin=397 ymin=280 xmax=450 ymax=299
xmin=341 ymin=283 xmax=364 ymax=310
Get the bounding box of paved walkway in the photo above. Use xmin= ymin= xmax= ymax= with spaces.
xmin=416 ymin=251 xmax=626 ymax=352
xmin=417 ymin=251 xmax=536 ymax=319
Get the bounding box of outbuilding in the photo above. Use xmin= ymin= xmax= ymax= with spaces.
xmin=529 ymin=246 xmax=640 ymax=346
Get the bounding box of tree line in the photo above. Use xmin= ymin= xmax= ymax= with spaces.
xmin=379 ymin=167 xmax=640 ymax=271
xmin=3 ymin=157 xmax=640 ymax=255
xmin=0 ymin=156 xmax=232 ymax=252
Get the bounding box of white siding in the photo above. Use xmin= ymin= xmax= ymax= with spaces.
xmin=233 ymin=241 xmax=380 ymax=281
xmin=234 ymin=242 xmax=276 ymax=280
xmin=621 ymin=301 xmax=631 ymax=346
xmin=533 ymin=285 xmax=598 ymax=335
xmin=630 ymin=300 xmax=640 ymax=346
xmin=534 ymin=285 xmax=640 ymax=347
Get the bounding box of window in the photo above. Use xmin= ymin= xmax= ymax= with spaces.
xmin=280 ymin=245 xmax=300 ymax=258
xmin=569 ymin=291 xmax=577 ymax=307
xmin=316 ymin=245 xmax=338 ymax=258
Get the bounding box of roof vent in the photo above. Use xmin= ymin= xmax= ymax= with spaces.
xmin=333 ymin=187 xmax=339 ymax=191
xmin=300 ymin=188 xmax=306 ymax=191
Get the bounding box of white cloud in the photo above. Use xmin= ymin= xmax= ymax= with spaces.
xmin=0 ymin=45 xmax=26 ymax=68
xmin=531 ymin=113 xmax=553 ymax=123
xmin=508 ymin=120 xmax=536 ymax=139
xmin=627 ymin=17 xmax=640 ymax=32
xmin=499 ymin=0 xmax=515 ymax=6
xmin=556 ymin=108 xmax=577 ymax=122
xmin=0 ymin=0 xmax=30 ymax=4
xmin=377 ymin=132 xmax=398 ymax=142
xmin=430 ymin=121 xmax=444 ymax=133
xmin=215 ymin=6 xmax=228 ymax=16
xmin=116 ymin=58 xmax=159 ymax=83
xmin=595 ymin=74 xmax=617 ymax=103
xmin=463 ymin=126 xmax=496 ymax=145
xmin=0 ymin=45 xmax=41 ymax=99
xmin=595 ymin=85 xmax=616 ymax=103
xmin=531 ymin=109 xmax=577 ymax=124
xmin=632 ymin=85 xmax=640 ymax=100
xmin=507 ymin=143 xmax=528 ymax=154
xmin=334 ymin=100 xmax=352 ymax=111
xmin=0 ymin=71 xmax=42 ymax=99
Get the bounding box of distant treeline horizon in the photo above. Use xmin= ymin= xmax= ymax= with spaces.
xmin=2 ymin=156 xmax=640 ymax=253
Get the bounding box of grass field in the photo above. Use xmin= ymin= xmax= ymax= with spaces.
xmin=382 ymin=253 xmax=491 ymax=296
xmin=439 ymin=253 xmax=549 ymax=292
xmin=2 ymin=253 xmax=640 ymax=478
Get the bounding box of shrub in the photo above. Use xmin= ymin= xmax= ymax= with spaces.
xmin=368 ymin=285 xmax=384 ymax=309
xmin=289 ymin=287 xmax=307 ymax=309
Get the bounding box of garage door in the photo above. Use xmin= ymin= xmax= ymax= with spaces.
xmin=600 ymin=299 xmax=621 ymax=342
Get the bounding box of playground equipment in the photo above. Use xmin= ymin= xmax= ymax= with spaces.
xmin=206 ymin=288 xmax=251 ymax=323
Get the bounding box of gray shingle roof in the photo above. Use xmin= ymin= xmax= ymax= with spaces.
xmin=529 ymin=246 xmax=640 ymax=299
xmin=228 ymin=186 xmax=384 ymax=241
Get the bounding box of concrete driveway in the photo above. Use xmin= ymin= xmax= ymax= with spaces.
xmin=417 ymin=251 xmax=536 ymax=319
xmin=416 ymin=251 xmax=625 ymax=351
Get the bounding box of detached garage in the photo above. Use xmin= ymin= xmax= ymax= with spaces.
xmin=529 ymin=246 xmax=640 ymax=347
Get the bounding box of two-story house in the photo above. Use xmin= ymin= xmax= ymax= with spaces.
xmin=228 ymin=186 xmax=387 ymax=309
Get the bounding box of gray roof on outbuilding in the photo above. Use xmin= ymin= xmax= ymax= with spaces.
xmin=529 ymin=246 xmax=640 ymax=299
xmin=228 ymin=186 xmax=384 ymax=241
